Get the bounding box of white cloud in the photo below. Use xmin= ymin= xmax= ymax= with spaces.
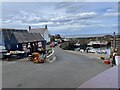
xmin=2 ymin=20 xmax=12 ymax=23
xmin=2 ymin=2 xmax=117 ymax=35
xmin=79 ymin=12 xmax=97 ymax=16
xmin=29 ymin=22 xmax=54 ymax=26
xmin=106 ymin=8 xmax=116 ymax=12
xmin=2 ymin=19 xmax=23 ymax=25
xmin=104 ymin=12 xmax=119 ymax=16
xmin=97 ymin=24 xmax=117 ymax=27
xmin=50 ymin=12 xmax=97 ymax=23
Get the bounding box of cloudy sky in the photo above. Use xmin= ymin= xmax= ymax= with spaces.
xmin=2 ymin=2 xmax=118 ymax=35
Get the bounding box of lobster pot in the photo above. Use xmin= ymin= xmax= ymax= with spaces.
xmin=115 ymin=56 xmax=120 ymax=65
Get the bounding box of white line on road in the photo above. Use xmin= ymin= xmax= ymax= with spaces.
xmin=49 ymin=56 xmax=56 ymax=63
xmin=2 ymin=61 xmax=16 ymax=66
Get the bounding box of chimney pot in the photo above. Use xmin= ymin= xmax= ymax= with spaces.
xmin=29 ymin=26 xmax=31 ymax=30
xmin=45 ymin=25 xmax=47 ymax=29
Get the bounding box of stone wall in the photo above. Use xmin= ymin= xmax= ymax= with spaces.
xmin=111 ymin=37 xmax=120 ymax=55
xmin=116 ymin=39 xmax=120 ymax=55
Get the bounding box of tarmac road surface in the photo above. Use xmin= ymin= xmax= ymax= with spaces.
xmin=2 ymin=47 xmax=110 ymax=88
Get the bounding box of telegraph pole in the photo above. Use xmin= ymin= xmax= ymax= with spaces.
xmin=113 ymin=32 xmax=116 ymax=51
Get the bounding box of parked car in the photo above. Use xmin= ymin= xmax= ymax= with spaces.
xmin=88 ymin=49 xmax=96 ymax=53
xmin=50 ymin=42 xmax=55 ymax=47
xmin=86 ymin=47 xmax=96 ymax=53
xmin=54 ymin=42 xmax=58 ymax=46
xmin=96 ymin=49 xmax=107 ymax=54
xmin=80 ymin=49 xmax=84 ymax=52
xmin=0 ymin=45 xmax=7 ymax=59
xmin=75 ymin=48 xmax=80 ymax=51
xmin=75 ymin=48 xmax=84 ymax=52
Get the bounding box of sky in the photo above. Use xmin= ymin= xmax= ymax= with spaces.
xmin=2 ymin=2 xmax=119 ymax=35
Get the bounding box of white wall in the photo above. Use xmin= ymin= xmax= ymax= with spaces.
xmin=44 ymin=29 xmax=50 ymax=42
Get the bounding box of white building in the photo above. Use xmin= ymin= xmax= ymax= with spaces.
xmin=29 ymin=25 xmax=50 ymax=42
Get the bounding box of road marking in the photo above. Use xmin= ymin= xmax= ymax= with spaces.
xmin=49 ymin=56 xmax=56 ymax=63
xmin=36 ymin=64 xmax=43 ymax=65
xmin=2 ymin=61 xmax=16 ymax=66
xmin=8 ymin=61 xmax=16 ymax=64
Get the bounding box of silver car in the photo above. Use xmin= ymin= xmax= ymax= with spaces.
xmin=0 ymin=45 xmax=7 ymax=59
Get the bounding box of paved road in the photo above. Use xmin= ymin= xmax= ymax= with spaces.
xmin=2 ymin=47 xmax=110 ymax=88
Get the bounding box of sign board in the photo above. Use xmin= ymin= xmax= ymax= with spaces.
xmin=22 ymin=44 xmax=26 ymax=47
xmin=38 ymin=42 xmax=42 ymax=47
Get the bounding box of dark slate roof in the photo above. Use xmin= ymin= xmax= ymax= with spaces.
xmin=1 ymin=29 xmax=45 ymax=44
xmin=12 ymin=32 xmax=45 ymax=43
xmin=2 ymin=29 xmax=28 ymax=41
xmin=29 ymin=28 xmax=47 ymax=34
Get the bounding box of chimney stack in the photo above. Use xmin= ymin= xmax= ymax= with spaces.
xmin=29 ymin=26 xmax=31 ymax=31
xmin=45 ymin=25 xmax=47 ymax=29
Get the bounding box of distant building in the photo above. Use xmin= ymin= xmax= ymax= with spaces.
xmin=29 ymin=25 xmax=50 ymax=42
